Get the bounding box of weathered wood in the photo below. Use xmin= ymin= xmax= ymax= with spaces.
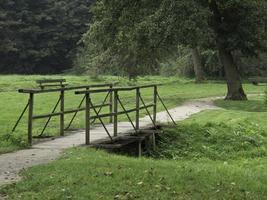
xmin=39 ymin=84 xmax=68 ymax=89
xmin=113 ymin=91 xmax=118 ymax=137
xmin=32 ymin=103 xmax=111 ymax=120
xmin=19 ymin=83 xmax=114 ymax=94
xmin=85 ymin=93 xmax=90 ymax=145
xmin=136 ymin=88 xmax=140 ymax=130
xmin=75 ymin=84 xmax=162 ymax=95
xmin=36 ymin=79 xmax=66 ymax=84
xmin=89 ymin=104 xmax=154 ymax=120
xmin=12 ymin=102 xmax=29 ymax=133
xmin=28 ymin=93 xmax=34 ymax=146
xmin=153 ymin=86 xmax=157 ymax=124
xmin=157 ymin=93 xmax=177 ymax=125
xmin=32 ymin=112 xmax=62 ymax=120
xmin=109 ymin=85 xmax=113 ymax=123
xmin=248 ymin=77 xmax=267 ymax=85
xmin=60 ymin=90 xmax=65 ymax=136
xmin=40 ymin=96 xmax=61 ymax=136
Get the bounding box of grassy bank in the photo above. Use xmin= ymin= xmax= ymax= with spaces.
xmin=0 ymin=75 xmax=265 ymax=153
xmin=1 ymin=148 xmax=266 ymax=200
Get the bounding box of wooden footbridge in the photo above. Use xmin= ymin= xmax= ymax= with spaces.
xmin=13 ymin=79 xmax=175 ymax=155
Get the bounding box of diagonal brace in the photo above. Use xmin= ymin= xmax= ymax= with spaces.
xmin=39 ymin=96 xmax=61 ymax=137
xmin=89 ymin=100 xmax=113 ymax=141
xmin=139 ymin=93 xmax=156 ymax=127
xmin=117 ymin=95 xmax=137 ymax=133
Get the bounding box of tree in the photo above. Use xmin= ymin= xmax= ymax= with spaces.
xmin=83 ymin=0 xmax=267 ymax=100
xmin=191 ymin=47 xmax=205 ymax=83
xmin=0 ymin=0 xmax=94 ymax=74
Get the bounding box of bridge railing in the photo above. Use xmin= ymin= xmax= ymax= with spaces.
xmin=75 ymin=84 xmax=176 ymax=145
xmin=14 ymin=83 xmax=115 ymax=145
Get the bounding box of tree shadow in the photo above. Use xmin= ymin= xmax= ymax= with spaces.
xmin=215 ymin=99 xmax=267 ymax=112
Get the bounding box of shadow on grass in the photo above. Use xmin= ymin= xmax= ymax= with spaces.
xmin=215 ymin=98 xmax=267 ymax=112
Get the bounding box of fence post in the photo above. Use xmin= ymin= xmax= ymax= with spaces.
xmin=153 ymin=85 xmax=157 ymax=125
xmin=85 ymin=92 xmax=90 ymax=145
xmin=113 ymin=90 xmax=118 ymax=137
xmin=60 ymin=89 xmax=65 ymax=136
xmin=109 ymin=84 xmax=113 ymax=123
xmin=28 ymin=93 xmax=34 ymax=146
xmin=136 ymin=88 xmax=140 ymax=131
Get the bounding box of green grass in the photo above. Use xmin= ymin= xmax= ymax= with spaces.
xmin=153 ymin=122 xmax=267 ymax=160
xmin=1 ymin=82 xmax=267 ymax=199
xmin=1 ymin=148 xmax=266 ymax=200
xmin=215 ymin=95 xmax=267 ymax=112
xmin=150 ymin=96 xmax=267 ymax=160
xmin=0 ymin=75 xmax=265 ymax=153
xmin=183 ymin=95 xmax=267 ymax=129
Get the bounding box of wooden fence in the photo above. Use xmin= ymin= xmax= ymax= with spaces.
xmin=15 ymin=83 xmax=114 ymax=145
xmin=13 ymin=82 xmax=175 ymax=146
xmin=75 ymin=84 xmax=176 ymax=145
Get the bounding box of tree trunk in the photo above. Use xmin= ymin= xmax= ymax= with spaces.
xmin=191 ymin=47 xmax=205 ymax=83
xmin=218 ymin=47 xmax=247 ymax=100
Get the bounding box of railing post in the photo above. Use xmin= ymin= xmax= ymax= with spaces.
xmin=60 ymin=89 xmax=65 ymax=136
xmin=153 ymin=85 xmax=157 ymax=125
xmin=28 ymin=93 xmax=34 ymax=146
xmin=113 ymin=90 xmax=118 ymax=137
xmin=136 ymin=88 xmax=140 ymax=131
xmin=109 ymin=84 xmax=113 ymax=123
xmin=85 ymin=92 xmax=90 ymax=145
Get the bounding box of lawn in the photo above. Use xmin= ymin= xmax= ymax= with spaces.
xmin=0 ymin=84 xmax=266 ymax=199
xmin=1 ymin=148 xmax=266 ymax=200
xmin=0 ymin=75 xmax=265 ymax=154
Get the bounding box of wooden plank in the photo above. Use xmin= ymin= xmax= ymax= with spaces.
xmin=90 ymin=112 xmax=115 ymax=120
xmin=19 ymin=83 xmax=114 ymax=94
xmin=36 ymin=79 xmax=66 ymax=84
xmin=28 ymin=93 xmax=34 ymax=146
xmin=85 ymin=93 xmax=90 ymax=145
xmin=32 ymin=103 xmax=111 ymax=120
xmin=109 ymin=85 xmax=113 ymax=123
xmin=39 ymin=84 xmax=68 ymax=89
xmin=32 ymin=112 xmax=62 ymax=119
xmin=75 ymin=84 xmax=162 ymax=95
xmin=60 ymin=90 xmax=65 ymax=136
xmin=248 ymin=77 xmax=267 ymax=85
xmin=136 ymin=88 xmax=140 ymax=130
xmin=153 ymin=86 xmax=157 ymax=124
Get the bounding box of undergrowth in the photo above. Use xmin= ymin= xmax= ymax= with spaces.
xmin=151 ymin=122 xmax=267 ymax=161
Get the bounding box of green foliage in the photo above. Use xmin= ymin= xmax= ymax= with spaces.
xmin=0 ymin=0 xmax=94 ymax=74
xmin=80 ymin=0 xmax=267 ymax=78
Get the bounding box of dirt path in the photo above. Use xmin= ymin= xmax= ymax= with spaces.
xmin=0 ymin=97 xmax=220 ymax=187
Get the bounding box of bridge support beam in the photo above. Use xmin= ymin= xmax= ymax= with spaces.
xmin=153 ymin=86 xmax=157 ymax=125
xmin=85 ymin=93 xmax=90 ymax=145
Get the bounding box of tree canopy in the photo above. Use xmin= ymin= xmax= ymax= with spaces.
xmin=83 ymin=0 xmax=267 ymax=99
xmin=0 ymin=0 xmax=94 ymax=74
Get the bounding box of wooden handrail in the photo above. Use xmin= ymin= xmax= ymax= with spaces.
xmin=36 ymin=79 xmax=66 ymax=84
xmin=19 ymin=83 xmax=115 ymax=94
xmin=32 ymin=103 xmax=111 ymax=120
xmin=75 ymin=84 xmax=162 ymax=95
